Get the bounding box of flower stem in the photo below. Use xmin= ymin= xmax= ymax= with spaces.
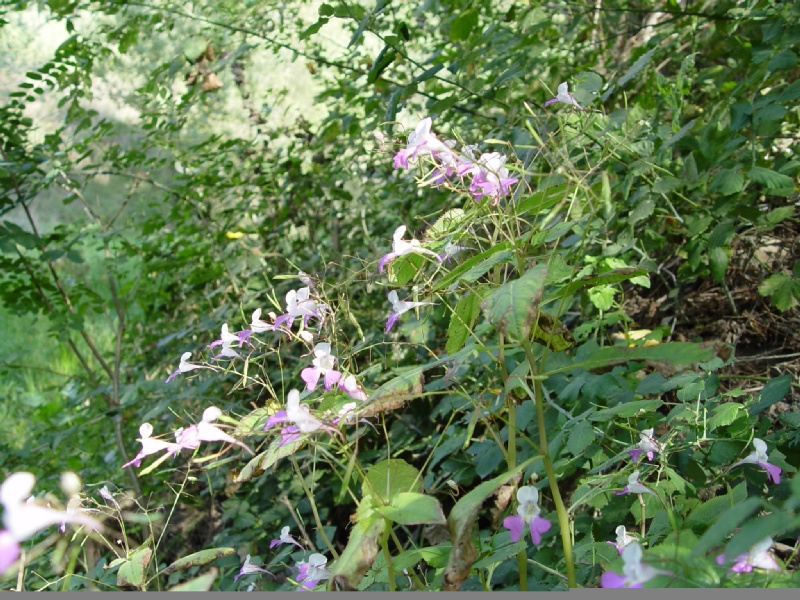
xmin=524 ymin=342 xmax=576 ymax=588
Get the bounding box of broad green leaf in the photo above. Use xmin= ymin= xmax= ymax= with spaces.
xmin=748 ymin=167 xmax=795 ymax=192
xmin=117 ymin=538 xmax=153 ymax=589
xmin=161 ymin=547 xmax=235 ymax=576
xmin=481 ymin=264 xmax=549 ymax=341
xmin=446 ymin=291 xmax=481 ymax=354
xmin=450 ymin=10 xmax=478 ymax=41
xmin=567 ymin=420 xmax=595 ymax=456
xmin=443 ymin=457 xmax=537 ymax=591
xmin=548 ymin=341 xmax=717 ymax=376
xmin=432 ymin=241 xmax=513 ymax=292
xmin=708 ymin=246 xmax=729 ymax=282
xmin=362 ymin=458 xmax=422 ymax=503
xmin=685 ymin=482 xmax=746 ymax=531
xmin=691 ymin=498 xmax=761 ymax=558
xmin=591 ymin=399 xmax=663 ymax=422
xmin=426 ymin=208 xmax=468 ymax=238
xmin=393 ymin=543 xmax=452 ymax=573
xmin=630 ymin=196 xmax=655 ymax=224
xmin=758 ymin=273 xmax=799 ymax=312
xmin=748 ymin=374 xmax=792 ymax=416
xmin=767 ymin=49 xmax=797 ymax=72
xmin=760 ymin=205 xmax=795 ymax=226
xmin=618 ymin=46 xmax=656 ymax=86
xmin=167 ymin=567 xmax=218 ymax=591
xmin=707 ymin=402 xmax=742 ymax=431
xmin=377 ymin=492 xmax=446 ymax=525
xmin=588 ymin=285 xmax=616 ymax=311
xmin=387 ymin=252 xmax=425 ymax=286
xmin=710 ymin=169 xmax=744 ymax=196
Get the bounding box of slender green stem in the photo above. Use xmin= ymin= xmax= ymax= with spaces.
xmin=382 ymin=524 xmax=396 ymax=592
xmin=523 ymin=342 xmax=577 ymax=588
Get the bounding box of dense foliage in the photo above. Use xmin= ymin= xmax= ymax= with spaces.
xmin=1 ymin=0 xmax=799 ymax=591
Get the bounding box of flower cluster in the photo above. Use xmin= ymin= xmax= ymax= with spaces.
xmin=393 ymin=117 xmax=519 ymax=205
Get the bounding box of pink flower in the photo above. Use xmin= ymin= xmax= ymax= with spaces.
xmin=250 ymin=308 xmax=275 ymax=333
xmin=295 ymin=553 xmax=330 ymax=591
xmin=607 ymin=525 xmax=637 ymax=554
xmin=209 ymin=323 xmax=252 ymax=359
xmin=269 ymin=526 xmax=304 ymax=552
xmin=264 ymin=390 xmax=337 ymax=445
xmin=502 ymin=486 xmax=551 ymax=545
xmin=1 ymin=472 xmax=102 ymax=573
xmin=600 ymin=542 xmax=671 ymax=588
xmin=273 ymin=287 xmax=325 ymax=330
xmin=122 ymin=422 xmax=183 ymax=468
xmin=716 ymin=538 xmax=781 ymax=573
xmin=174 ymin=406 xmax=254 ymax=455
xmin=300 ymin=343 xmax=342 ymax=392
xmin=234 ymin=554 xmax=274 ymax=582
xmin=378 ymin=225 xmax=440 ymax=273
xmin=628 ymin=428 xmax=661 ymax=463
xmin=544 ymin=82 xmax=584 ymax=111
xmin=165 ymin=352 xmax=213 ymax=383
xmin=614 ymin=470 xmax=656 ymax=497
xmin=386 ymin=290 xmax=434 ymax=332
xmin=393 ymin=117 xmax=449 ymax=170
xmin=338 ymin=374 xmax=367 ymax=401
xmin=730 ymin=438 xmax=782 ymax=484
xmin=467 ymin=152 xmax=518 ymax=204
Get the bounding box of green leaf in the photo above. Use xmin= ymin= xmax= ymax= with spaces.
xmin=367 ymin=45 xmax=396 ymax=84
xmin=588 ymin=285 xmax=616 ymax=311
xmin=630 ymin=196 xmax=655 ymax=224
xmin=387 ymin=252 xmax=425 ymax=286
xmin=748 ymin=374 xmax=792 ymax=416
xmin=377 ymin=492 xmax=446 ymax=525
xmin=362 ymin=458 xmax=422 ymax=503
xmin=450 ymin=10 xmax=478 ymax=41
xmin=567 ymin=420 xmax=595 ymax=456
xmin=551 ymin=341 xmax=717 ymax=376
xmin=618 ymin=46 xmax=656 ymax=86
xmin=426 ymin=208 xmax=468 ymax=238
xmin=167 ymin=568 xmax=218 ymax=591
xmin=708 ymin=246 xmax=729 ymax=282
xmin=328 ymin=505 xmax=386 ymax=591
xmin=530 ymin=309 xmax=575 ymax=352
xmin=767 ymin=49 xmax=797 ymax=72
xmin=358 ymin=367 xmax=425 ymax=418
xmin=446 ymin=291 xmax=481 ymax=354
xmin=118 ymin=539 xmax=153 ymax=589
xmin=758 ymin=273 xmax=799 ymax=312
xmin=707 ymin=403 xmax=742 ymax=431
xmin=685 ymin=482 xmax=747 ymax=532
xmin=432 ymin=241 xmax=513 ymax=292
xmin=591 ymin=399 xmax=663 ymax=422
xmin=710 ymin=169 xmax=744 ymax=196
xmin=748 ymin=167 xmax=795 ymax=192
xmin=481 ymin=264 xmax=548 ymax=341
xmin=760 ymin=205 xmax=795 ymax=226
xmin=691 ymin=497 xmax=761 ymax=558
xmin=161 ymin=548 xmax=235 ymax=576
xmin=557 ymin=268 xmax=649 ymax=300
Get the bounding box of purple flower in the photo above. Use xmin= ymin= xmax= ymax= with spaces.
xmin=392 ymin=117 xmax=449 ymax=170
xmin=627 ymin=428 xmax=661 ymax=463
xmin=265 ymin=390 xmax=338 ymax=445
xmin=502 ymin=485 xmax=551 ymax=545
xmin=122 ymin=422 xmax=183 ymax=468
xmin=269 ymin=526 xmax=304 ymax=552
xmin=730 ymin=438 xmax=782 ymax=484
xmin=386 ymin=290 xmax=434 ymax=332
xmin=273 ymin=287 xmax=325 ymax=330
xmin=601 ymin=542 xmax=671 ymax=588
xmin=607 ymin=525 xmax=637 ymax=554
xmin=234 ymin=554 xmax=274 ymax=582
xmin=716 ymin=537 xmax=781 ymax=573
xmin=208 ymin=323 xmax=249 ymax=359
xmin=250 ymin=308 xmax=275 ymax=333
xmin=338 ymin=374 xmax=367 ymax=401
xmin=165 ymin=352 xmax=214 ymax=383
xmin=174 ymin=406 xmax=254 ymax=455
xmin=614 ymin=470 xmax=656 ymax=497
xmin=378 ymin=225 xmax=440 ymax=273
xmin=467 ymin=152 xmax=518 ymax=204
xmin=0 ymin=472 xmax=102 ymax=573
xmin=300 ymin=342 xmax=342 ymax=392
xmin=544 ymin=82 xmax=584 ymax=111
xmin=295 ymin=553 xmax=330 ymax=591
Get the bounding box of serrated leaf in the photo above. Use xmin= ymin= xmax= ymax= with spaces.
xmin=748 ymin=167 xmax=795 ymax=191
xmin=758 ymin=273 xmax=799 ymax=312
xmin=567 ymin=420 xmax=595 ymax=456
xmin=118 ymin=539 xmax=153 ymax=589
xmin=707 ymin=403 xmax=742 ymax=431
xmin=446 ymin=292 xmax=481 ymax=354
xmin=167 ymin=567 xmax=218 ymax=591
xmin=710 ymin=169 xmax=744 ymax=196
xmin=161 ymin=547 xmax=235 ymax=576
xmin=481 ymin=264 xmax=548 ymax=341
xmin=377 ymin=492 xmax=446 ymax=525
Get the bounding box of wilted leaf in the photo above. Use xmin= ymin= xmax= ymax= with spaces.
xmin=118 ymin=539 xmax=153 ymax=589
xmin=481 ymin=265 xmax=548 ymax=341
